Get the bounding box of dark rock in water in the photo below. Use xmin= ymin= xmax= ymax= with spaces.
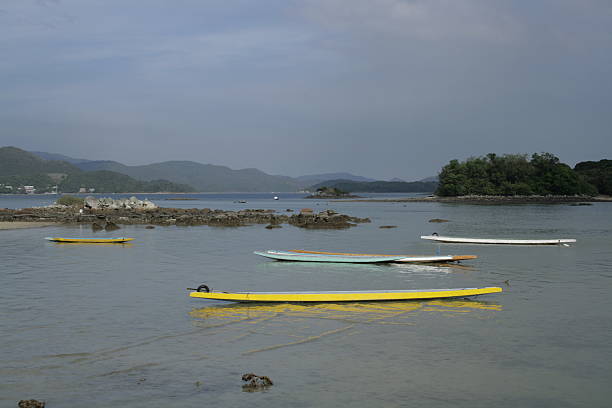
xmin=18 ymin=400 xmax=45 ymax=408
xmin=91 ymin=222 xmax=104 ymax=231
xmin=265 ymin=224 xmax=282 ymax=229
xmin=429 ymin=218 xmax=450 ymax=223
xmin=289 ymin=209 xmax=370 ymax=229
xmin=569 ymin=202 xmax=593 ymax=206
xmin=104 ymin=220 xmax=120 ymax=231
xmin=145 ymin=225 xmax=155 ymax=229
xmin=242 ymin=373 xmax=273 ymax=392
xmin=286 ymin=209 xmax=294 ymax=212
xmin=379 ymin=225 xmax=397 ymax=229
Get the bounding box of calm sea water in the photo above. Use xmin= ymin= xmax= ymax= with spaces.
xmin=1 ymin=194 xmax=611 ymax=407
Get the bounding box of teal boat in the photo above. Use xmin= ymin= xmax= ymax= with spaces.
xmin=254 ymin=250 xmax=405 ymax=263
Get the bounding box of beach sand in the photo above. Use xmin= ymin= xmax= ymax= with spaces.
xmin=0 ymin=221 xmax=60 ymax=230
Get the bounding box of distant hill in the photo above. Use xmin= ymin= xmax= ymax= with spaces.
xmin=60 ymin=170 xmax=194 ymax=193
xmin=295 ymin=172 xmax=376 ymax=186
xmin=419 ymin=176 xmax=438 ymax=183
xmin=28 ymin=149 xmax=426 ymax=193
xmin=1 ymin=147 xmax=79 ymax=175
xmin=1 ymin=147 xmax=193 ymax=193
xmin=74 ymin=160 xmax=302 ymax=192
xmin=30 ymin=151 xmax=93 ymax=164
xmin=310 ymin=179 xmax=438 ymax=193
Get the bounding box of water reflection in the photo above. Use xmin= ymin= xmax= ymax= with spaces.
xmin=190 ymin=299 xmax=501 ymax=323
xmin=189 ymin=300 xmax=502 ymax=355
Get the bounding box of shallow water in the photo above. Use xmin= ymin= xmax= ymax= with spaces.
xmin=1 ymin=194 xmax=611 ymax=407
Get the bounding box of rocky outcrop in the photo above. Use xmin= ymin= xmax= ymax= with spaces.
xmin=84 ymin=196 xmax=157 ymax=210
xmin=0 ymin=207 xmax=369 ymax=229
xmin=288 ymin=209 xmax=369 ymax=229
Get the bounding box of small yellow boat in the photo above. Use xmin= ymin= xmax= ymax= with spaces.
xmin=45 ymin=237 xmax=134 ymax=244
xmin=189 ymin=285 xmax=502 ymax=303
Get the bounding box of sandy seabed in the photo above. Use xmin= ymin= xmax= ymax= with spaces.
xmin=0 ymin=222 xmax=59 ymax=230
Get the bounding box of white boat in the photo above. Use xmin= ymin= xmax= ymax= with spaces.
xmin=286 ymin=250 xmax=477 ymax=263
xmin=421 ymin=235 xmax=576 ymax=245
xmin=254 ymin=250 xmax=405 ymax=263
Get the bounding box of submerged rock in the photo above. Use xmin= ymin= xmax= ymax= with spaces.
xmin=242 ymin=373 xmax=273 ymax=392
xmin=379 ymin=225 xmax=397 ymax=228
xmin=104 ymin=220 xmax=120 ymax=231
xmin=18 ymin=400 xmax=45 ymax=408
xmin=429 ymin=218 xmax=450 ymax=223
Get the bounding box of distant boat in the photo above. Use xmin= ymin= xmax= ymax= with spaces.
xmin=188 ymin=286 xmax=503 ymax=303
xmin=286 ymin=249 xmax=477 ymax=263
xmin=421 ymin=235 xmax=576 ymax=245
xmin=46 ymin=237 xmax=134 ymax=243
xmin=254 ymin=250 xmax=404 ymax=263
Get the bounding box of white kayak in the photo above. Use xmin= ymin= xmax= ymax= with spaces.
xmin=421 ymin=235 xmax=576 ymax=245
xmin=286 ymin=250 xmax=477 ymax=263
xmin=254 ymin=250 xmax=405 ymax=263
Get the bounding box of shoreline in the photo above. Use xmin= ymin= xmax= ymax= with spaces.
xmin=343 ymin=195 xmax=612 ymax=204
xmin=0 ymin=221 xmax=60 ymax=230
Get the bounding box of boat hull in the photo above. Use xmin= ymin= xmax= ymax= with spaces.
xmin=288 ymin=250 xmax=477 ymax=263
xmin=254 ymin=250 xmax=405 ymax=263
xmin=189 ymin=287 xmax=503 ymax=302
xmin=46 ymin=237 xmax=134 ymax=243
xmin=421 ymin=235 xmax=576 ymax=245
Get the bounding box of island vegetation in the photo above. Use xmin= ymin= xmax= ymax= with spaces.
xmin=305 ymin=186 xmax=360 ymax=199
xmin=436 ymin=153 xmax=598 ymax=197
xmin=573 ymin=159 xmax=612 ymax=195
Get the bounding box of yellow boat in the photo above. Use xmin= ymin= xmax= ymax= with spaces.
xmin=189 ymin=285 xmax=502 ymax=303
xmin=45 ymin=237 xmax=134 ymax=243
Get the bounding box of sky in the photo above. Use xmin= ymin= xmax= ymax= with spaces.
xmin=1 ymin=0 xmax=611 ymax=180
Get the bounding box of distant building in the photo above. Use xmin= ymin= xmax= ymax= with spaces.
xmin=79 ymin=187 xmax=87 ymax=193
xmin=24 ymin=185 xmax=36 ymax=194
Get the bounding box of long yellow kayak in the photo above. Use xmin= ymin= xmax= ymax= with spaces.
xmin=45 ymin=237 xmax=134 ymax=243
xmin=189 ymin=286 xmax=502 ymax=303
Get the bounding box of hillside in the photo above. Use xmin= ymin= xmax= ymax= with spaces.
xmin=295 ymin=172 xmax=376 ymax=186
xmin=311 ymin=179 xmax=438 ymax=193
xmin=74 ymin=160 xmax=302 ymax=192
xmin=60 ymin=171 xmax=194 ymax=193
xmin=1 ymin=147 xmax=194 ymax=193
xmin=1 ymin=147 xmax=79 ymax=175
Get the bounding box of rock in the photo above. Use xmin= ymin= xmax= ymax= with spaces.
xmin=83 ymin=196 xmax=158 ymax=210
xmin=91 ymin=222 xmax=104 ymax=231
xmin=18 ymin=400 xmax=45 ymax=408
xmin=242 ymin=373 xmax=273 ymax=392
xmin=286 ymin=209 xmax=294 ymax=212
xmin=265 ymin=224 xmax=282 ymax=229
xmin=300 ymin=208 xmax=313 ymax=214
xmin=145 ymin=225 xmax=155 ymax=229
xmin=429 ymin=218 xmax=449 ymax=223
xmin=104 ymin=220 xmax=120 ymax=231
xmin=379 ymin=225 xmax=397 ymax=228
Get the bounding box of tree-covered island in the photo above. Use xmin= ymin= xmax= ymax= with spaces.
xmin=436 ymin=153 xmax=601 ymax=197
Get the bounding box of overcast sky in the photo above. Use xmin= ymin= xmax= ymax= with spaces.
xmin=1 ymin=0 xmax=611 ymax=180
